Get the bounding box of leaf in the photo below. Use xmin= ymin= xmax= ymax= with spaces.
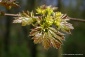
xmin=51 ymin=38 xmax=61 ymax=49
xmin=49 ymin=27 xmax=64 ymax=36
xmin=30 ymin=26 xmax=64 ymax=49
xmin=13 ymin=11 xmax=35 ymax=26
xmin=33 ymin=33 xmax=42 ymax=44
xmin=0 ymin=0 xmax=19 ymax=9
xmin=60 ymin=22 xmax=74 ymax=33
xmin=13 ymin=17 xmax=33 ymax=26
xmin=47 ymin=31 xmax=61 ymax=49
xmin=49 ymin=27 xmax=65 ymax=40
xmin=29 ymin=27 xmax=42 ymax=36
xmin=42 ymin=33 xmax=51 ymax=49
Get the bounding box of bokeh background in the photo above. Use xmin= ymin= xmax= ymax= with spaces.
xmin=0 ymin=0 xmax=85 ymax=57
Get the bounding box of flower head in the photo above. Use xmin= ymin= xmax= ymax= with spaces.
xmin=13 ymin=5 xmax=74 ymax=49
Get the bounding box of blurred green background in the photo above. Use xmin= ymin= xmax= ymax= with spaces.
xmin=0 ymin=0 xmax=85 ymax=57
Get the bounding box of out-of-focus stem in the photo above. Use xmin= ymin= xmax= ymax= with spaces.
xmin=5 ymin=13 xmax=20 ymax=16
